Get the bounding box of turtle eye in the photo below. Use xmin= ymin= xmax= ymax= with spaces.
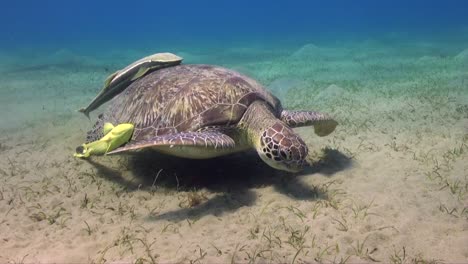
xmin=76 ymin=145 xmax=85 ymax=154
xmin=279 ymin=150 xmax=288 ymax=159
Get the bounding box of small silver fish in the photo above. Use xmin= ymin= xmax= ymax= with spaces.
xmin=79 ymin=52 xmax=183 ymax=117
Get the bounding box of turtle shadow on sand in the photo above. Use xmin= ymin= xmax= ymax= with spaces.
xmin=87 ymin=148 xmax=352 ymax=222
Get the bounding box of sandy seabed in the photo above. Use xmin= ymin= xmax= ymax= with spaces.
xmin=0 ymin=38 xmax=467 ymax=263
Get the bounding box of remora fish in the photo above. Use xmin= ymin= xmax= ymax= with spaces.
xmin=79 ymin=52 xmax=183 ymax=117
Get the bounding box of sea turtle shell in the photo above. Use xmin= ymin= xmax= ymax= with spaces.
xmin=87 ymin=64 xmax=282 ymax=142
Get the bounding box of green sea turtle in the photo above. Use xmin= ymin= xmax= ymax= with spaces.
xmin=79 ymin=64 xmax=338 ymax=172
xmin=79 ymin=52 xmax=183 ymax=117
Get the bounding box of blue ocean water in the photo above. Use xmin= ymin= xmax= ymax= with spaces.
xmin=1 ymin=0 xmax=468 ymax=52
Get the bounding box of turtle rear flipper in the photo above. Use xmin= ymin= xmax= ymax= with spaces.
xmin=107 ymin=131 xmax=235 ymax=158
xmin=281 ymin=110 xmax=338 ymax=136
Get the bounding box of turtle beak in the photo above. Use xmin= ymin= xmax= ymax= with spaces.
xmin=289 ymin=160 xmax=309 ymax=172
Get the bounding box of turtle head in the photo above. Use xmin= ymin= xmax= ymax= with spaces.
xmin=256 ymin=122 xmax=308 ymax=172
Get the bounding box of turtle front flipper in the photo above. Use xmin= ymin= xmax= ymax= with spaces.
xmin=281 ymin=110 xmax=338 ymax=137
xmin=74 ymin=123 xmax=134 ymax=158
xmin=107 ymin=131 xmax=236 ymax=159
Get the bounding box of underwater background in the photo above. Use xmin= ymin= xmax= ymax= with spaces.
xmin=2 ymin=0 xmax=468 ymax=51
xmin=0 ymin=0 xmax=467 ymax=263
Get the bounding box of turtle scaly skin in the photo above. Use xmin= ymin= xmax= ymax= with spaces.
xmin=239 ymin=100 xmax=309 ymax=171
